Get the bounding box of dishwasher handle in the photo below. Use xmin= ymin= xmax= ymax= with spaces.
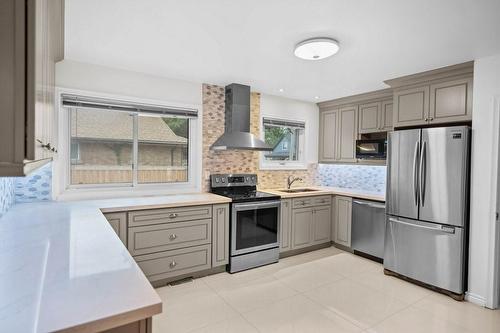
xmin=353 ymin=200 xmax=385 ymax=210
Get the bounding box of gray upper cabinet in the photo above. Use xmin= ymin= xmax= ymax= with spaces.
xmin=318 ymin=89 xmax=393 ymax=164
xmin=337 ymin=106 xmax=358 ymax=162
xmin=385 ymin=61 xmax=473 ymax=129
xmin=429 ymin=77 xmax=473 ymax=124
xmin=333 ymin=196 xmax=352 ymax=247
xmin=358 ymin=102 xmax=381 ymax=133
xmin=380 ymin=100 xmax=394 ymax=131
xmin=0 ymin=0 xmax=64 ymax=176
xmin=212 ymin=204 xmax=229 ymax=267
xmin=280 ymin=199 xmax=292 ymax=253
xmin=318 ymin=109 xmax=338 ymax=162
xmin=393 ymin=86 xmax=430 ymax=127
xmin=359 ymin=100 xmax=393 ymax=133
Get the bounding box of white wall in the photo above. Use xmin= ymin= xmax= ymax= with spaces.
xmin=468 ymin=53 xmax=500 ymax=306
xmin=56 ymin=60 xmax=202 ymax=106
xmin=259 ymin=94 xmax=319 ymax=164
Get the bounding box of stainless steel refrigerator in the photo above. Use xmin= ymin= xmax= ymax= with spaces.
xmin=385 ymin=126 xmax=470 ymax=295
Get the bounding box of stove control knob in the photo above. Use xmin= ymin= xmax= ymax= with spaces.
xmin=246 ymin=177 xmax=249 ymax=181
xmin=251 ymin=176 xmax=256 ymax=182
xmin=221 ymin=178 xmax=226 ymax=183
xmin=215 ymin=177 xmax=220 ymax=183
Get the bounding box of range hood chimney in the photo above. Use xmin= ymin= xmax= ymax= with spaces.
xmin=210 ymin=83 xmax=272 ymax=151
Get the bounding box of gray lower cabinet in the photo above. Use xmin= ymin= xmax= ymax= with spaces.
xmin=291 ymin=207 xmax=314 ymax=250
xmin=104 ymin=212 xmax=127 ymax=246
xmin=280 ymin=199 xmax=292 ymax=252
xmin=333 ymin=196 xmax=352 ymax=247
xmin=212 ymin=204 xmax=229 ymax=266
xmin=312 ymin=205 xmax=332 ymax=245
xmin=128 ymin=219 xmax=212 ymax=256
xmin=125 ymin=203 xmax=229 ymax=284
xmin=288 ymin=196 xmax=332 ymax=251
xmin=134 ymin=244 xmax=212 ymax=282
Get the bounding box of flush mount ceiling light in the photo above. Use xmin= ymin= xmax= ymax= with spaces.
xmin=294 ymin=37 xmax=340 ymax=60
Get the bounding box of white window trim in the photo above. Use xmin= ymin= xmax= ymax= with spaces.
xmin=53 ymin=87 xmax=202 ymax=201
xmin=259 ymin=116 xmax=308 ymax=171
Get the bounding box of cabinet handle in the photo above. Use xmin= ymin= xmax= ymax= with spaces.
xmin=168 ymin=213 xmax=178 ymax=218
xmin=169 ymin=261 xmax=177 ymax=268
xmin=37 ymin=139 xmax=58 ymax=153
xmin=429 ymin=117 xmax=434 ymax=121
xmin=169 ymin=234 xmax=177 ymax=240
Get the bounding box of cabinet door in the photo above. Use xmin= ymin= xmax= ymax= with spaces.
xmin=312 ymin=205 xmax=332 ymax=245
xmin=337 ymin=106 xmax=358 ymax=162
xmin=212 ymin=204 xmax=229 ymax=266
xmin=429 ymin=77 xmax=473 ymax=124
xmin=380 ymin=100 xmax=393 ymax=131
xmin=333 ymin=196 xmax=352 ymax=247
xmin=358 ymin=102 xmax=381 ymax=134
xmin=104 ymin=212 xmax=127 ymax=246
xmin=280 ymin=199 xmax=292 ymax=252
xmin=291 ymin=207 xmax=313 ymax=250
xmin=393 ymin=86 xmax=430 ymax=128
xmin=319 ymin=109 xmax=338 ymax=162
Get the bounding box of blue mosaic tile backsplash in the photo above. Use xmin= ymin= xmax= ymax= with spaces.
xmin=317 ymin=164 xmax=387 ymax=193
xmin=15 ymin=163 xmax=52 ymax=203
xmin=0 ymin=163 xmax=52 ymax=218
xmin=0 ymin=178 xmax=15 ymax=218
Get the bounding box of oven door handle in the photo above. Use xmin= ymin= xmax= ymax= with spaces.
xmin=233 ymin=200 xmax=281 ymax=210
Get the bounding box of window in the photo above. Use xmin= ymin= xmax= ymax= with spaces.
xmin=261 ymin=117 xmax=305 ymax=169
xmin=64 ymin=94 xmax=196 ymax=187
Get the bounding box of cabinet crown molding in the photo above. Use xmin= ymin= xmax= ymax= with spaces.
xmin=318 ymin=88 xmax=393 ymax=110
xmin=384 ymin=61 xmax=474 ymax=89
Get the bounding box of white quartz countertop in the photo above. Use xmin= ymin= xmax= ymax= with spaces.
xmin=261 ymin=186 xmax=385 ymax=202
xmin=0 ymin=192 xmax=231 ymax=332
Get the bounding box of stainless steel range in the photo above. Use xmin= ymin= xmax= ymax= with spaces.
xmin=210 ymin=174 xmax=281 ymax=273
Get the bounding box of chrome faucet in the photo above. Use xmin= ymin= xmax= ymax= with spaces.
xmin=287 ymin=175 xmax=303 ymax=189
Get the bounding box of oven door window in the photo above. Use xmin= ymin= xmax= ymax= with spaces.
xmin=234 ymin=206 xmax=278 ymax=253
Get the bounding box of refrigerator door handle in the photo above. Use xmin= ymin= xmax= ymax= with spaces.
xmin=388 ymin=217 xmax=455 ymax=234
xmin=419 ymin=141 xmax=427 ymax=207
xmin=413 ymin=140 xmax=420 ymax=206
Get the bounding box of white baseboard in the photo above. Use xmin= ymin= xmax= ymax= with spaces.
xmin=465 ymin=292 xmax=486 ymax=307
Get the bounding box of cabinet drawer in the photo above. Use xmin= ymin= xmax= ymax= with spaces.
xmin=312 ymin=195 xmax=332 ymax=206
xmin=292 ymin=197 xmax=313 ymax=208
xmin=128 ymin=205 xmax=212 ymax=227
xmin=128 ymin=219 xmax=212 ymax=256
xmin=134 ymin=245 xmax=212 ymax=282
xmin=292 ymin=195 xmax=331 ymax=208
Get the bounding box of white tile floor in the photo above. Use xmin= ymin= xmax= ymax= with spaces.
xmin=153 ymin=247 xmax=500 ymax=333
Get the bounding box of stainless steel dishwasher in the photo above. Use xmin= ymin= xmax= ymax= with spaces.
xmin=352 ymin=199 xmax=386 ymax=261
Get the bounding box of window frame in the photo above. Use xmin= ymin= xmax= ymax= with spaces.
xmin=259 ymin=116 xmax=307 ymax=170
xmin=54 ymin=88 xmax=202 ymax=200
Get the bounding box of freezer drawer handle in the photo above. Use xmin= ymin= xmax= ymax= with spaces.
xmin=388 ymin=217 xmax=455 ymax=234
xmin=352 ymin=200 xmax=385 ymax=210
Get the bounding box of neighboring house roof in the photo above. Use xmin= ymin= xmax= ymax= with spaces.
xmin=71 ymin=109 xmax=187 ymax=144
xmin=265 ymin=134 xmax=290 ymax=158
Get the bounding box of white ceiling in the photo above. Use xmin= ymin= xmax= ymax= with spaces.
xmin=65 ymin=0 xmax=500 ymax=102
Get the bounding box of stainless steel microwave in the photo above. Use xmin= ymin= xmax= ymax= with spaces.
xmin=356 ymin=139 xmax=387 ymax=159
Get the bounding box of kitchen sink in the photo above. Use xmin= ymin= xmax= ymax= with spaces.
xmin=277 ymin=188 xmax=320 ymax=193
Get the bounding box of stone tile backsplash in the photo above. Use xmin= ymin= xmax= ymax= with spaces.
xmin=0 ymin=178 xmax=15 ymax=218
xmin=317 ymin=164 xmax=387 ymax=193
xmin=15 ymin=163 xmax=53 ymax=203
xmin=0 ymin=163 xmax=53 ymax=218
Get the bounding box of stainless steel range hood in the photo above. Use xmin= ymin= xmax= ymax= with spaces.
xmin=211 ymin=84 xmax=273 ymax=151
